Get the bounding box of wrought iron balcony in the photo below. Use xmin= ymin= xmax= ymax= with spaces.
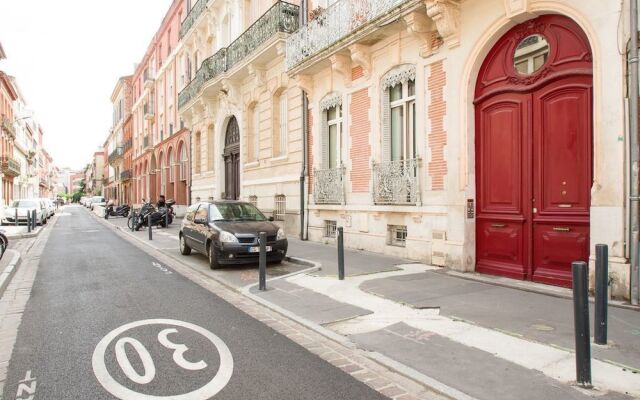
xmin=286 ymin=0 xmax=406 ymax=70
xmin=314 ymin=166 xmax=345 ymax=204
xmin=0 ymin=156 xmax=20 ymax=177
xmin=123 ymin=138 xmax=133 ymax=152
xmin=180 ymin=0 xmax=210 ymax=38
xmin=178 ymin=1 xmax=299 ymax=109
xmin=121 ymin=169 xmax=132 ymax=181
xmin=178 ymin=48 xmax=226 ymax=109
xmin=372 ymin=158 xmax=421 ymax=205
xmin=108 ymin=147 xmax=124 ymax=165
xmin=1 ymin=115 xmax=15 ymax=138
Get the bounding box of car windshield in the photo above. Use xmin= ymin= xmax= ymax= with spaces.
xmin=210 ymin=203 xmax=267 ymax=222
xmin=11 ymin=200 xmax=38 ymax=208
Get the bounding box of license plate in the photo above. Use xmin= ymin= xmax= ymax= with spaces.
xmin=249 ymin=246 xmax=272 ymax=253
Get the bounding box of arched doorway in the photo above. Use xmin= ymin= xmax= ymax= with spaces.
xmin=149 ymin=154 xmax=157 ymax=202
xmin=474 ymin=14 xmax=592 ymax=288
xmin=224 ymin=116 xmax=240 ymax=200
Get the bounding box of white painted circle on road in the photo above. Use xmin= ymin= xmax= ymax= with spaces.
xmin=92 ymin=319 xmax=233 ymax=399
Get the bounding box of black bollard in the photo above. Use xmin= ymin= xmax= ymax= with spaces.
xmin=148 ymin=214 xmax=152 ymax=240
xmin=572 ymin=261 xmax=592 ymax=387
xmin=31 ymin=210 xmax=36 ymax=230
xmin=594 ymin=244 xmax=609 ymax=345
xmin=259 ymin=231 xmax=266 ymax=291
xmin=165 ymin=209 xmax=169 ymax=228
xmin=14 ymin=208 xmax=18 ymax=227
xmin=337 ymin=227 xmax=345 ymax=280
xmin=104 ymin=207 xmax=109 ymax=220
xmin=26 ymin=211 xmax=31 ymax=233
xmin=131 ymin=212 xmax=136 ymax=232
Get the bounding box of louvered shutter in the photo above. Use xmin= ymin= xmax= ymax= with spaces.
xmin=321 ymin=109 xmax=329 ymax=169
xmin=381 ymin=87 xmax=391 ymax=162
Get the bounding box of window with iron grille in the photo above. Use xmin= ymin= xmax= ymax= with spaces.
xmin=248 ymin=195 xmax=258 ymax=207
xmin=274 ymin=194 xmax=286 ymax=221
xmin=324 ymin=220 xmax=337 ymax=238
xmin=388 ymin=225 xmax=407 ymax=247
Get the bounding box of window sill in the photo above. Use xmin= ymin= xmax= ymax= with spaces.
xmin=244 ymin=161 xmax=260 ymax=169
xmin=270 ymin=155 xmax=288 ymax=164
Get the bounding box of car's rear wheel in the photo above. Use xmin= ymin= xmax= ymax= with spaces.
xmin=179 ymin=234 xmax=191 ymax=255
xmin=208 ymin=243 xmax=220 ymax=270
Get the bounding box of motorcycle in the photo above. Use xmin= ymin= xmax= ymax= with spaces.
xmin=128 ymin=202 xmax=173 ymax=231
xmin=104 ymin=203 xmax=130 ymax=219
xmin=0 ymin=229 xmax=7 ymax=260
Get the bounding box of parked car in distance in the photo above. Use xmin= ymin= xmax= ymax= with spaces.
xmin=2 ymin=199 xmax=47 ymax=225
xmin=179 ymin=201 xmax=287 ymax=269
xmin=90 ymin=196 xmax=106 ymax=210
xmin=40 ymin=198 xmax=55 ymax=218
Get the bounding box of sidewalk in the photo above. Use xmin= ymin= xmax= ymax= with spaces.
xmin=253 ymin=238 xmax=640 ymax=400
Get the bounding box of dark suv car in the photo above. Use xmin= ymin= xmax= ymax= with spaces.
xmin=179 ymin=201 xmax=287 ymax=269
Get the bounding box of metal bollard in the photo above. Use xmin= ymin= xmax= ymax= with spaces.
xmin=572 ymin=261 xmax=592 ymax=387
xmin=32 ymin=210 xmax=36 ymax=230
xmin=131 ymin=212 xmax=136 ymax=232
xmin=259 ymin=231 xmax=267 ymax=291
xmin=148 ymin=214 xmax=152 ymax=240
xmin=26 ymin=211 xmax=31 ymax=233
xmin=104 ymin=207 xmax=109 ymax=220
xmin=165 ymin=210 xmax=169 ymax=228
xmin=337 ymin=227 xmax=345 ymax=280
xmin=594 ymin=244 xmax=609 ymax=345
xmin=14 ymin=208 xmax=18 ymax=227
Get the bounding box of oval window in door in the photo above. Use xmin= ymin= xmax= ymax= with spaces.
xmin=513 ymin=34 xmax=550 ymax=75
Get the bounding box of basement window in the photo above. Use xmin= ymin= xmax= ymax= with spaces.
xmin=324 ymin=220 xmax=337 ymax=238
xmin=248 ymin=195 xmax=258 ymax=207
xmin=388 ymin=225 xmax=407 ymax=247
xmin=274 ymin=194 xmax=286 ymax=221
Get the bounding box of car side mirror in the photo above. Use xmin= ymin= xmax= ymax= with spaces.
xmin=268 ymin=216 xmax=274 ymax=222
xmin=194 ymin=218 xmax=207 ymax=225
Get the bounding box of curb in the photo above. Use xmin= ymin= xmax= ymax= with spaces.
xmin=0 ymin=250 xmax=21 ymax=298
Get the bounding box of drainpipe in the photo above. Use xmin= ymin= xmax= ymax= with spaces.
xmin=630 ymin=0 xmax=639 ymax=305
xmin=299 ymin=0 xmax=309 ymax=241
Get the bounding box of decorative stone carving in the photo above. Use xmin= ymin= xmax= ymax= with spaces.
xmin=381 ymin=64 xmax=416 ymax=90
xmin=425 ymin=0 xmax=460 ymax=49
xmin=320 ymin=92 xmax=342 ymax=111
xmin=503 ymin=0 xmax=529 ymax=18
xmin=294 ymin=74 xmax=314 ymax=97
xmin=349 ymin=44 xmax=372 ymax=78
xmin=247 ymin=63 xmax=266 ymax=90
xmin=404 ymin=11 xmax=435 ymax=58
xmin=330 ymin=53 xmax=352 ymax=87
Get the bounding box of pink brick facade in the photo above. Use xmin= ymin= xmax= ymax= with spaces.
xmin=349 ymin=88 xmax=371 ymax=193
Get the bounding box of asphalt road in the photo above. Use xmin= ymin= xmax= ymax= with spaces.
xmin=1 ymin=206 xmax=389 ymax=399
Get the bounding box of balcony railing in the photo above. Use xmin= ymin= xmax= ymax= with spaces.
xmin=123 ymin=139 xmax=133 ymax=152
xmin=180 ymin=0 xmax=210 ymax=38
xmin=121 ymin=169 xmax=132 ymax=181
xmin=144 ymin=102 xmax=155 ymax=120
xmin=143 ymin=68 xmax=154 ymax=89
xmin=314 ymin=166 xmax=344 ymax=204
xmin=143 ymin=135 xmax=152 ymax=151
xmin=1 ymin=115 xmax=15 ymax=138
xmin=178 ymin=1 xmax=299 ymax=109
xmin=372 ymin=158 xmax=420 ymax=205
xmin=108 ymin=147 xmax=124 ymax=164
xmin=286 ymin=0 xmax=406 ymax=70
xmin=0 ymin=156 xmax=20 ymax=177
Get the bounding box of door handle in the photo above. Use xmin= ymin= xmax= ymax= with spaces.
xmin=491 ymin=223 xmax=506 ymax=228
xmin=553 ymin=227 xmax=571 ymax=232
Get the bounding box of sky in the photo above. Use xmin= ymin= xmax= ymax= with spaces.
xmin=0 ymin=0 xmax=173 ymax=170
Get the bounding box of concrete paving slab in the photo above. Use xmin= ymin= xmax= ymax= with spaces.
xmin=287 ymin=238 xmax=405 ymax=277
xmin=250 ymin=280 xmax=372 ymax=325
xmin=361 ymin=271 xmax=640 ymax=371
xmin=352 ymin=322 xmax=633 ymax=400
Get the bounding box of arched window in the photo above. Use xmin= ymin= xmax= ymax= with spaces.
xmin=272 ymin=90 xmax=287 ymax=157
xmin=249 ymin=104 xmax=260 ymax=161
xmin=320 ymin=93 xmax=342 ymax=169
xmin=381 ymin=65 xmax=416 ymax=161
xmin=169 ymin=149 xmax=175 ymax=183
xmin=207 ymin=125 xmax=214 ymax=171
xmin=179 ymin=144 xmax=188 ymax=181
xmin=159 ymin=153 xmax=166 ymax=197
xmin=194 ymin=132 xmax=202 ymax=174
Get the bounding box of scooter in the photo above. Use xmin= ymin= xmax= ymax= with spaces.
xmin=104 ymin=203 xmax=130 ymax=218
xmin=129 ymin=203 xmax=171 ymax=231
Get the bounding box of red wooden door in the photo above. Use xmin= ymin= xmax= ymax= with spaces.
xmin=474 ymin=15 xmax=593 ymax=287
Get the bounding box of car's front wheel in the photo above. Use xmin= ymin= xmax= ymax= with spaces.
xmin=207 ymin=243 xmax=220 ymax=270
xmin=179 ymin=234 xmax=191 ymax=256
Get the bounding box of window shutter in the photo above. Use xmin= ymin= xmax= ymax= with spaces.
xmin=321 ymin=109 xmax=329 ymax=169
xmin=381 ymin=88 xmax=391 ymax=162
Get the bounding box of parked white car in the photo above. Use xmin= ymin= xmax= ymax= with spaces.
xmin=2 ymin=199 xmax=47 ymax=226
xmin=40 ymin=198 xmax=55 ymax=218
xmin=90 ymin=196 xmax=106 ymax=210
